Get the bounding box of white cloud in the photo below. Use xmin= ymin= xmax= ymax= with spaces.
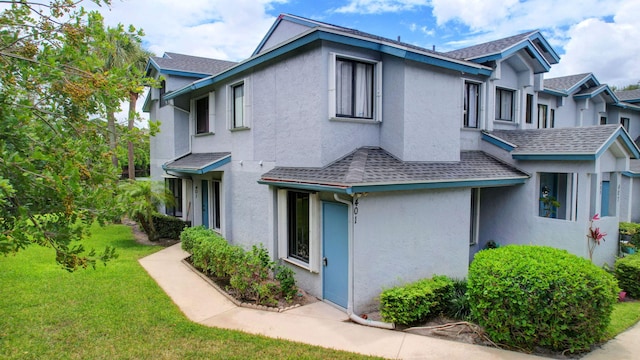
xmin=334 ymin=0 xmax=429 ymax=14
xmin=88 ymin=0 xmax=285 ymax=61
xmin=548 ymin=1 xmax=640 ymax=87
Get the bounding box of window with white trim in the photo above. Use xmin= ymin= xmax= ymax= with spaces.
xmin=495 ymin=88 xmax=515 ymax=121
xmin=227 ymin=79 xmax=250 ymax=130
xmin=277 ymin=189 xmax=320 ymax=271
xmin=621 ymin=117 xmax=630 ymax=132
xmin=470 ymin=188 xmax=480 ymax=245
xmin=538 ymin=104 xmax=548 ymax=128
xmin=539 ymin=172 xmax=575 ymax=220
xmin=165 ymin=178 xmax=182 ymax=217
xmin=329 ymin=53 xmax=382 ymax=122
xmin=232 ymin=83 xmax=244 ymax=128
xmin=192 ymin=92 xmax=214 ymax=134
xmin=464 ymin=81 xmax=480 ymax=128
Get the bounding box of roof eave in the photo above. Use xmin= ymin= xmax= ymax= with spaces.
xmin=162 ymin=155 xmax=231 ymax=175
xmin=166 ymin=28 xmax=493 ymax=101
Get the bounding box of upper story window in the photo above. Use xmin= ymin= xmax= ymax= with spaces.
xmin=196 ymin=96 xmax=209 ymax=134
xmin=550 ymin=109 xmax=555 ymax=128
xmin=464 ymin=81 xmax=480 ymax=128
xmin=232 ymin=83 xmax=245 ymax=128
xmin=227 ymin=79 xmax=250 ymax=130
xmin=159 ymin=80 xmax=167 ymax=107
xmin=329 ymin=53 xmax=382 ymax=122
xmin=525 ymin=94 xmax=533 ymax=124
xmin=600 ymin=116 xmax=607 ymax=125
xmin=495 ymin=88 xmax=515 ymax=121
xmin=538 ymin=104 xmax=548 ymax=128
xmin=621 ymin=117 xmax=630 ymax=132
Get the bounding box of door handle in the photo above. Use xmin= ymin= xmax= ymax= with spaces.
xmin=322 ymin=257 xmax=328 ymax=266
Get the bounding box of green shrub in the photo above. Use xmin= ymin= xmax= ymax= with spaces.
xmin=152 ymin=214 xmax=189 ymax=240
xmin=468 ymin=245 xmax=619 ymax=354
xmin=379 ymin=275 xmax=453 ymax=325
xmin=615 ymin=254 xmax=640 ymax=298
xmin=620 ymin=222 xmax=640 ymax=248
xmin=180 ymin=228 xmax=297 ymax=307
xmin=444 ymin=278 xmax=471 ymax=321
xmin=180 ymin=226 xmax=213 ymax=253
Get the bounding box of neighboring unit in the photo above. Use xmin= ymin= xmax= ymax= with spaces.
xmin=145 ymin=14 xmax=640 ymax=314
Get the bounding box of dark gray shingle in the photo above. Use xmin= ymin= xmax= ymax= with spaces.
xmin=544 ymin=73 xmax=592 ymax=92
xmin=152 ymin=52 xmax=237 ymax=76
xmin=445 ymin=30 xmax=537 ymax=61
xmin=488 ymin=125 xmax=620 ymax=155
xmin=261 ymin=148 xmax=528 ymax=187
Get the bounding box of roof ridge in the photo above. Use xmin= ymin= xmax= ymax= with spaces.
xmin=345 ymin=148 xmax=369 ymax=183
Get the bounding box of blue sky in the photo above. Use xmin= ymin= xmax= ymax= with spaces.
xmin=85 ymin=0 xmax=639 ymax=122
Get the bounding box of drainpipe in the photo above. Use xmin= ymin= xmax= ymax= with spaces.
xmin=333 ymin=194 xmax=395 ymax=330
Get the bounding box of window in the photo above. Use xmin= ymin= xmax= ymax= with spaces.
xmin=165 ymin=178 xmax=182 ymax=217
xmin=277 ymin=190 xmax=320 ymax=271
xmin=539 ymin=173 xmax=575 ymax=220
xmin=525 ymin=94 xmax=533 ymax=124
xmin=213 ymin=181 xmax=221 ymax=230
xmin=538 ymin=104 xmax=548 ymax=128
xmin=329 ymin=53 xmax=382 ymax=122
xmin=600 ymin=116 xmax=607 ymax=125
xmin=550 ymin=109 xmax=555 ymax=128
xmin=195 ymin=96 xmax=209 ymax=134
xmin=287 ymin=192 xmax=310 ymax=262
xmin=232 ymin=83 xmax=244 ymax=128
xmin=464 ymin=82 xmax=480 ymax=128
xmin=495 ymin=88 xmax=514 ymax=121
xmin=470 ymin=188 xmax=480 ymax=245
xmin=159 ymin=80 xmax=167 ymax=107
xmin=336 ymin=58 xmax=373 ymax=119
xmin=621 ymin=117 xmax=630 ymax=131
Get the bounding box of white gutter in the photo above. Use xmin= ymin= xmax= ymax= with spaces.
xmin=333 ymin=194 xmax=395 ymax=330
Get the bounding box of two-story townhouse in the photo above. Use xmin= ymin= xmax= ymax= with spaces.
xmin=613 ymin=89 xmax=640 ymax=223
xmin=144 ymin=53 xmax=236 ymax=217
xmin=146 ymin=14 xmax=639 ymax=315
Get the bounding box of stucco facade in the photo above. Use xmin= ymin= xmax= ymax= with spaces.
xmin=146 ymin=14 xmax=640 ymax=315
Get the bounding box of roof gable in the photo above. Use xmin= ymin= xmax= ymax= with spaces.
xmin=445 ymin=30 xmax=559 ymax=73
xmin=483 ymin=125 xmax=640 ymax=160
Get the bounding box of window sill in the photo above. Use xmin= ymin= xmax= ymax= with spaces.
xmin=494 ymin=120 xmax=517 ymax=125
xmin=281 ymin=257 xmax=317 ymax=273
xmin=330 ymin=117 xmax=381 ymax=124
xmin=461 ymin=127 xmax=482 ymax=132
xmin=194 ymin=132 xmax=215 ymax=137
xmin=229 ymin=126 xmax=250 ymax=132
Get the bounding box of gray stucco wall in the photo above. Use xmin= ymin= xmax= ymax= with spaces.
xmin=351 ymin=189 xmax=470 ymax=313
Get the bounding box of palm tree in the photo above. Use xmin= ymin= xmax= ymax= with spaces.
xmin=118 ymin=180 xmax=174 ymax=241
xmin=101 ymin=27 xmax=153 ymax=175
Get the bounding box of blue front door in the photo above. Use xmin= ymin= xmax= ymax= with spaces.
xmin=601 ymin=181 xmax=610 ymax=217
xmin=322 ymin=202 xmax=348 ymax=308
xmin=201 ymin=180 xmax=209 ymax=228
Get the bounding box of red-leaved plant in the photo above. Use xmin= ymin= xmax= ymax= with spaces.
xmin=587 ymin=213 xmax=607 ymax=261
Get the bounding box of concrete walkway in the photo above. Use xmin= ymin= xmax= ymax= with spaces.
xmin=139 ymin=244 xmax=639 ymax=360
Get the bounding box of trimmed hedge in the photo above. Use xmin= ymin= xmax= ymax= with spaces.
xmin=615 ymin=254 xmax=640 ymax=298
xmin=468 ymin=245 xmax=619 ymax=353
xmin=152 ymin=214 xmax=189 ymax=240
xmin=180 ymin=227 xmax=297 ymax=306
xmin=380 ymin=275 xmax=453 ymax=325
xmin=620 ymin=222 xmax=640 ymax=248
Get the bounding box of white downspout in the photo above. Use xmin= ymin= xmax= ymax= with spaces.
xmin=333 ymin=193 xmax=395 ymax=330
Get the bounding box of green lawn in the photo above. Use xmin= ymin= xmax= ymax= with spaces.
xmin=0 ymin=224 xmax=379 ymax=360
xmin=603 ymin=299 xmax=640 ymax=341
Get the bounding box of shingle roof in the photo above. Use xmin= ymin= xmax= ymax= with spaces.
xmin=164 ymin=152 xmax=231 ymax=174
xmin=261 ymin=148 xmax=528 ymax=189
xmin=488 ymin=125 xmax=620 ymax=155
xmin=445 ymin=30 xmax=538 ymax=60
xmin=616 ymin=89 xmax=640 ymax=102
xmin=544 ymin=73 xmax=592 ymax=92
xmin=151 ymin=52 xmax=237 ymax=76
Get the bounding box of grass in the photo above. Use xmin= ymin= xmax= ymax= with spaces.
xmin=603 ymin=300 xmax=640 ymax=341
xmin=0 ymin=223 xmax=379 ymax=360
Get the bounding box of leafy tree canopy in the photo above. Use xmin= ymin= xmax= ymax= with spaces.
xmin=0 ymin=0 xmax=152 ymax=270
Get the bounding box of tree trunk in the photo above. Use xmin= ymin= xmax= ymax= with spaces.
xmin=107 ymin=111 xmax=118 ymax=169
xmin=127 ymin=92 xmax=138 ymax=179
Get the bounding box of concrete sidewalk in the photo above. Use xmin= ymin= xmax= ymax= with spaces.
xmin=139 ymin=244 xmax=638 ymax=360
